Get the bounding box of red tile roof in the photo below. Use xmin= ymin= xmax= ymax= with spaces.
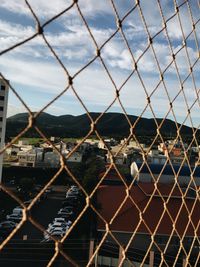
xmin=97 ymin=183 xmax=200 ymax=237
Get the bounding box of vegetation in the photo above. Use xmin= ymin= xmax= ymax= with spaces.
xmin=6 ymin=112 xmax=198 ymax=140
xmin=82 ymin=157 xmax=104 ymax=194
xmin=19 ymin=177 xmax=35 ymax=193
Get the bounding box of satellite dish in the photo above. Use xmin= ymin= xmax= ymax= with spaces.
xmin=130 ymin=162 xmax=139 ymax=182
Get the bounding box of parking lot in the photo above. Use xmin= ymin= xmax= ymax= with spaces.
xmin=0 ymin=186 xmax=89 ymax=266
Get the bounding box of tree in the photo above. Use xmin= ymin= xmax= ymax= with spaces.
xmin=19 ymin=177 xmax=35 ymax=194
xmin=82 ymin=157 xmax=104 ymax=194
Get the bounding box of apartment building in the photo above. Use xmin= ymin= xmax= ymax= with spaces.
xmin=0 ymin=78 xmax=9 ymax=181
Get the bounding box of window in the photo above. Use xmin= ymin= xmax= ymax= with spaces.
xmin=0 ymin=107 xmax=3 ymax=111
xmin=0 ymin=96 xmax=4 ymax=101
xmin=1 ymin=85 xmax=5 ymax=91
xmin=0 ymin=117 xmax=2 ymax=122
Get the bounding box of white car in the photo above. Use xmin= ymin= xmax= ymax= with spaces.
xmin=59 ymin=207 xmax=73 ymax=213
xmin=42 ymin=231 xmax=66 ymax=242
xmin=61 ymin=206 xmax=74 ymax=210
xmin=46 ymin=226 xmax=68 ymax=234
xmin=6 ymin=213 xmax=22 ymax=222
xmin=12 ymin=208 xmax=23 ymax=216
xmin=66 ymin=190 xmax=76 ymax=196
xmin=48 ymin=222 xmax=71 ymax=231
xmin=70 ymin=185 xmax=78 ymax=189
xmin=66 ymin=192 xmax=78 ymax=198
xmin=53 ymin=218 xmax=67 ymax=224
xmin=44 ymin=227 xmax=68 ymax=239
xmin=69 ymin=187 xmax=79 ymax=193
xmin=54 ymin=219 xmax=72 ymax=225
xmin=57 ymin=210 xmax=73 ymax=216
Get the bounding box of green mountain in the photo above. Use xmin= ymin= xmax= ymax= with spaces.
xmin=6 ymin=112 xmax=197 ymax=139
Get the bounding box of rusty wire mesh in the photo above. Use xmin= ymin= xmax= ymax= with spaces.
xmin=0 ymin=0 xmax=199 ymax=266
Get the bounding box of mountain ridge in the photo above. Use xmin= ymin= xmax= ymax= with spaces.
xmin=6 ymin=112 xmax=197 ymax=139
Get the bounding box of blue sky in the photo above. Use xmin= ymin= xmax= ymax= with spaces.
xmin=0 ymin=0 xmax=199 ymax=127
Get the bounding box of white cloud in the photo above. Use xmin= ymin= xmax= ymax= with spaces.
xmin=0 ymin=56 xmax=67 ymax=92
xmin=0 ymin=19 xmax=36 ymax=51
xmin=0 ymin=20 xmax=34 ymax=38
xmin=0 ymin=15 xmax=198 ymax=78
xmin=0 ymin=0 xmax=72 ymax=18
xmin=0 ymin=0 xmax=112 ymax=20
xmin=7 ymin=103 xmax=28 ymax=118
xmin=1 ymin=52 xmax=199 ymax=120
xmin=0 ymin=0 xmax=199 ymax=127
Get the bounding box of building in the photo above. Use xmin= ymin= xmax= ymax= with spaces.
xmin=135 ymin=162 xmax=200 ymax=186
xmin=5 ymin=144 xmax=21 ymax=156
xmin=18 ymin=148 xmax=43 ymax=167
xmin=0 ymin=78 xmax=9 ymax=182
xmin=147 ymin=149 xmax=167 ymax=164
xmin=98 ymin=139 xmax=117 ymax=150
xmin=96 ymin=182 xmax=199 ymax=266
xmin=99 ymin=161 xmax=200 ymax=187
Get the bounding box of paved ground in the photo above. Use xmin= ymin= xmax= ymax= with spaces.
xmin=0 ymin=190 xmax=85 ymax=267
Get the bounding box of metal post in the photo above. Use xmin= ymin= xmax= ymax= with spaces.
xmin=118 ymin=246 xmax=123 ymax=266
xmin=89 ymin=239 xmax=94 ymax=265
xmin=149 ymin=251 xmax=154 ymax=267
xmin=182 ymin=257 xmax=186 ymax=267
xmin=95 ymin=251 xmax=98 ymax=267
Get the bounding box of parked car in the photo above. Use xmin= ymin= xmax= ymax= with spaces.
xmin=65 ymin=195 xmax=77 ymax=201
xmin=42 ymin=231 xmax=66 ymax=242
xmin=69 ymin=187 xmax=79 ymax=192
xmin=66 ymin=190 xmax=79 ymax=197
xmin=62 ymin=199 xmax=76 ymax=207
xmin=45 ymin=226 xmax=68 ymax=235
xmin=45 ymin=187 xmax=53 ymax=194
xmin=6 ymin=213 xmax=22 ymax=223
xmin=44 ymin=228 xmax=68 ymax=239
xmin=0 ymin=221 xmax=16 ymax=228
xmin=59 ymin=213 xmax=73 ymax=219
xmin=9 ymin=180 xmax=15 ymax=185
xmin=57 ymin=209 xmax=73 ymax=216
xmin=48 ymin=222 xmax=70 ymax=231
xmin=70 ymin=185 xmax=79 ymax=191
xmin=0 ymin=221 xmax=16 ymax=234
xmin=12 ymin=207 xmax=23 ymax=215
xmin=59 ymin=207 xmax=73 ymax=212
xmin=53 ymin=218 xmax=67 ymax=224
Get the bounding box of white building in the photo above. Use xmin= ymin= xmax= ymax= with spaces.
xmin=6 ymin=144 xmax=21 ymax=156
xmin=98 ymin=139 xmax=117 ymax=150
xmin=0 ymin=78 xmax=9 ymax=182
xmin=18 ymin=148 xmax=43 ymax=167
xmin=147 ymin=149 xmax=167 ymax=165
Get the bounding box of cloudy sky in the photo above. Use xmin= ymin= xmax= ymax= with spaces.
xmin=0 ymin=0 xmax=199 ymax=127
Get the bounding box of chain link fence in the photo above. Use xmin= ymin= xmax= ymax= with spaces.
xmin=0 ymin=0 xmax=199 ymax=266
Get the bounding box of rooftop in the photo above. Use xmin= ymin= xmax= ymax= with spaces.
xmin=97 ymin=183 xmax=200 ymax=237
